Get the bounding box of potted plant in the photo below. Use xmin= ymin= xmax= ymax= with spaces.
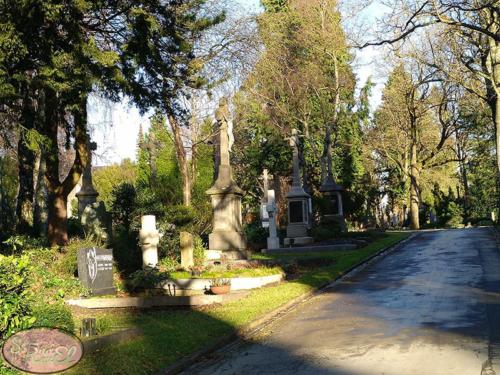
xmin=209 ymin=278 xmax=231 ymax=295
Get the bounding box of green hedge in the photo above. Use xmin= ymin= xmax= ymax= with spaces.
xmin=0 ymin=255 xmax=36 ymax=341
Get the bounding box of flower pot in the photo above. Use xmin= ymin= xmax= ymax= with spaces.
xmin=210 ymin=285 xmax=231 ymax=295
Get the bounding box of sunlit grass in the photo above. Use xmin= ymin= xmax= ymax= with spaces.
xmin=69 ymin=232 xmax=409 ymax=375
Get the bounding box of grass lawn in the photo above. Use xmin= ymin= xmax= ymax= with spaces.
xmin=68 ymin=232 xmax=409 ymax=375
xmin=170 ymin=266 xmax=284 ymax=279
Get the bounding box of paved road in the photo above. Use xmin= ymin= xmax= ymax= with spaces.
xmin=183 ymin=228 xmax=500 ymax=375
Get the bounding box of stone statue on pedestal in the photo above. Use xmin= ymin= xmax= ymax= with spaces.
xmin=77 ymin=136 xmax=112 ymax=242
xmin=206 ymin=98 xmax=247 ymax=260
xmin=319 ymin=129 xmax=346 ymax=232
xmin=284 ymin=129 xmax=313 ymax=246
xmin=76 ymin=137 xmax=99 ymax=216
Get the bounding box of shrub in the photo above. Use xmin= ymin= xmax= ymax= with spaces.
xmin=32 ymin=303 xmax=75 ymax=333
xmin=127 ymin=267 xmax=171 ymax=292
xmin=158 ymin=256 xmax=179 ymax=273
xmin=111 ymin=182 xmax=137 ymax=231
xmin=193 ymin=235 xmax=206 ymax=267
xmin=55 ymin=237 xmax=104 ymax=277
xmin=1 ymin=235 xmax=46 ymax=255
xmin=311 ymin=221 xmax=341 ymax=241
xmin=244 ymin=222 xmax=268 ymax=250
xmin=0 ymin=255 xmax=36 ymax=341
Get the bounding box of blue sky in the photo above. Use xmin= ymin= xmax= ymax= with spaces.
xmin=90 ymin=0 xmax=385 ymax=166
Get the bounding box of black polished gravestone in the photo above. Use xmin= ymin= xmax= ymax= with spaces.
xmin=77 ymin=248 xmax=116 ymax=295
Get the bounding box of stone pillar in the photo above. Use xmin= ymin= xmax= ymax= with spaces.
xmin=76 ymin=139 xmax=98 ymax=217
xmin=206 ymin=98 xmax=247 ymax=260
xmin=260 ymin=169 xmax=270 ymax=228
xmin=180 ymin=232 xmax=194 ymax=269
xmin=266 ymin=190 xmax=280 ymax=250
xmin=284 ymin=129 xmax=313 ymax=246
xmin=139 ymin=215 xmax=159 ymax=268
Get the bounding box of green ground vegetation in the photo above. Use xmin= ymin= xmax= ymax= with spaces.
xmin=66 ymin=232 xmax=408 ymax=375
xmin=170 ymin=266 xmax=284 ymax=280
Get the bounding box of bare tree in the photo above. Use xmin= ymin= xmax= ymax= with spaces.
xmin=361 ymin=0 xmax=500 ymax=181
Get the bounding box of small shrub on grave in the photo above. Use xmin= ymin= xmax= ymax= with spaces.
xmin=55 ymin=236 xmax=104 ymax=277
xmin=193 ymin=235 xmax=207 ymax=267
xmin=127 ymin=267 xmax=171 ymax=292
xmin=32 ymin=303 xmax=75 ymax=333
xmin=311 ymin=222 xmax=341 ymax=242
xmin=244 ymin=221 xmax=268 ymax=250
xmin=111 ymin=226 xmax=142 ymax=274
xmin=158 ymin=254 xmax=180 ymax=273
xmin=95 ymin=315 xmax=115 ymax=335
xmin=0 ymin=255 xmax=36 ymax=341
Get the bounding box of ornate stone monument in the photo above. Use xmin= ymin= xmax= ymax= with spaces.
xmin=319 ymin=175 xmax=346 ymax=232
xmin=76 ymin=137 xmax=99 ymax=216
xmin=284 ymin=129 xmax=313 ymax=246
xmin=206 ymin=98 xmax=247 ymax=260
xmin=139 ymin=215 xmax=160 ymax=268
xmin=319 ymin=138 xmax=346 ymax=233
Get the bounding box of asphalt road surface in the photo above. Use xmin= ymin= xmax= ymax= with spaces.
xmin=183 ymin=228 xmax=500 ymax=375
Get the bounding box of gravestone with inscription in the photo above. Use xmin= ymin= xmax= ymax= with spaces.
xmin=77 ymin=247 xmax=116 ymax=295
xmin=284 ymin=129 xmax=313 ymax=246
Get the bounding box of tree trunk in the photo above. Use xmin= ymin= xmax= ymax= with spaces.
xmin=47 ymin=188 xmax=68 ymax=246
xmin=16 ymin=88 xmax=37 ymax=234
xmin=168 ymin=113 xmax=191 ymax=206
xmin=45 ymin=91 xmax=89 ymax=246
xmin=33 ymin=152 xmax=48 ymax=236
xmin=495 ymin=94 xmax=500 ymax=180
xmin=409 ymin=140 xmax=420 ymax=230
xmin=16 ymin=136 xmax=35 ymax=233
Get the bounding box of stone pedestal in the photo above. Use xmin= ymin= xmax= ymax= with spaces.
xmin=139 ymin=215 xmax=159 ymax=268
xmin=319 ymin=174 xmax=347 ymax=233
xmin=206 ymin=180 xmax=247 ymax=259
xmin=76 ymin=139 xmax=99 ymax=217
xmin=180 ymin=232 xmax=194 ymax=269
xmin=266 ymin=191 xmax=280 ymax=250
xmin=284 ymin=129 xmax=313 ymax=246
xmin=206 ymin=98 xmax=247 ymax=260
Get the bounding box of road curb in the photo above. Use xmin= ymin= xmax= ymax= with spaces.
xmin=158 ymin=232 xmax=416 ymax=375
